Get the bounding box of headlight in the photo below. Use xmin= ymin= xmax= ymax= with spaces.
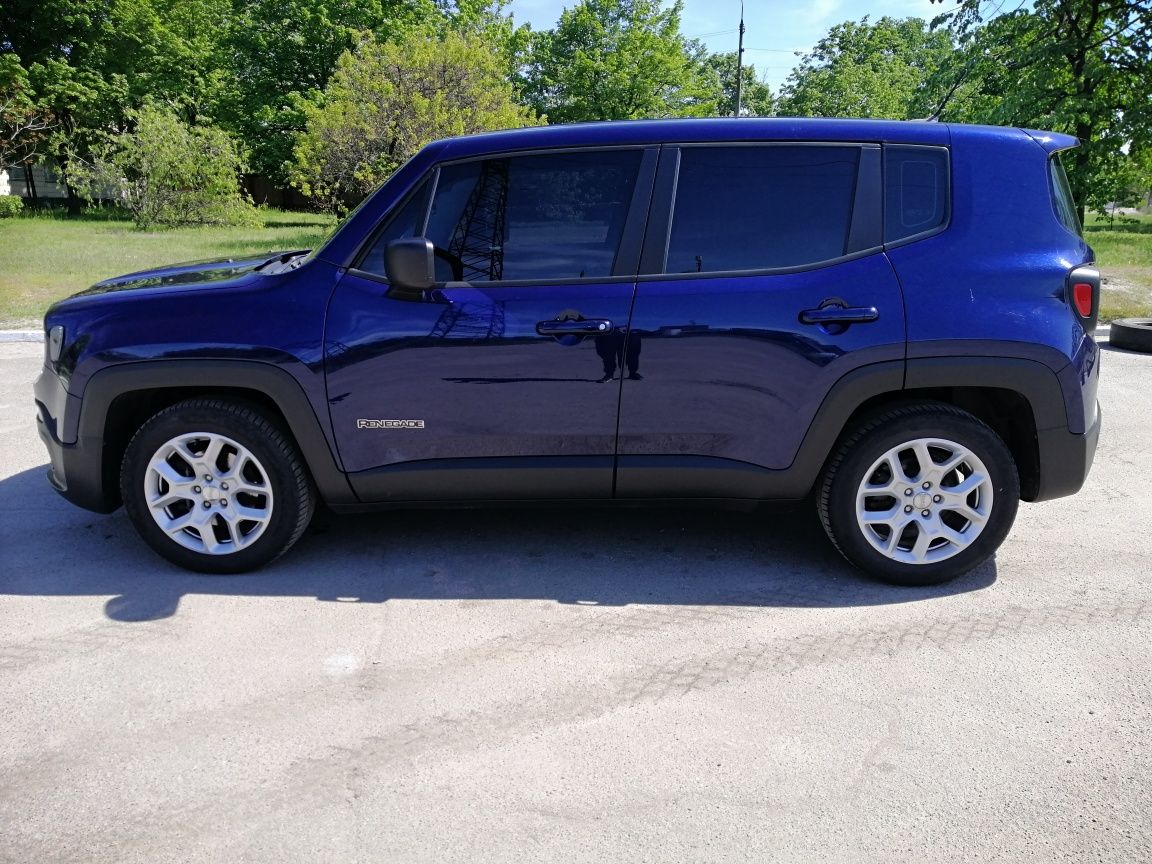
xmin=48 ymin=325 xmax=65 ymax=363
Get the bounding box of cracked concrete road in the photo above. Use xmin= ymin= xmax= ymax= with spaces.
xmin=1 ymin=339 xmax=1150 ymax=863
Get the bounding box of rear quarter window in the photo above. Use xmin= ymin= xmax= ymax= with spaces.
xmin=1049 ymin=153 xmax=1082 ymax=236
xmin=884 ymin=145 xmax=949 ymax=244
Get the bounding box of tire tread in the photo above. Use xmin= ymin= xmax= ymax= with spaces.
xmin=817 ymin=400 xmax=1018 ymax=586
xmin=120 ymin=398 xmax=315 ymax=573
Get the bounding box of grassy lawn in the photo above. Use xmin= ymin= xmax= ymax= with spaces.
xmin=1085 ymin=212 xmax=1152 ymax=322
xmin=0 ymin=209 xmax=336 ymax=328
xmin=0 ymin=207 xmax=1148 ymax=328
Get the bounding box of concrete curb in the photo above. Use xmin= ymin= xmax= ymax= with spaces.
xmin=0 ymin=330 xmax=43 ymax=343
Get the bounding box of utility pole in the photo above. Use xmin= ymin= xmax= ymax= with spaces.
xmin=734 ymin=2 xmax=745 ymax=117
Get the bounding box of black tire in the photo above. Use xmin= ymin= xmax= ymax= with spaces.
xmin=120 ymin=399 xmax=316 ymax=574
xmin=817 ymin=402 xmax=1020 ymax=586
xmin=1109 ymin=318 xmax=1152 ymax=353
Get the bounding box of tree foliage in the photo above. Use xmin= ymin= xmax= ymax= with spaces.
xmin=522 ymin=0 xmax=716 ymax=123
xmin=0 ymin=54 xmax=54 ymax=169
xmin=5 ymin=0 xmax=1146 ymax=222
xmin=703 ymin=52 xmax=773 ymax=117
xmin=776 ymin=17 xmax=956 ymax=119
xmin=2 ymin=0 xmax=237 ymax=210
xmin=291 ymin=29 xmax=539 ymax=209
xmin=213 ymin=1 xmax=532 ymax=184
xmin=929 ymin=0 xmax=1152 ymax=215
xmin=214 ymin=0 xmax=413 ymax=186
xmin=1 ymin=0 xmax=531 ymax=193
xmin=70 ymin=102 xmax=256 ymax=228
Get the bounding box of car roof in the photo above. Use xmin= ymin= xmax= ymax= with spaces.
xmin=431 ymin=117 xmax=1074 ymax=160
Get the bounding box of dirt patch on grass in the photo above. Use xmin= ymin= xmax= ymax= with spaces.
xmin=1100 ymin=266 xmax=1152 ymax=321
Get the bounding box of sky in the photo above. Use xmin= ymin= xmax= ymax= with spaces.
xmin=505 ymin=0 xmax=950 ymax=92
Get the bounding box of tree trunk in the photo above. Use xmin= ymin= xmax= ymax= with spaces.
xmin=23 ymin=163 xmax=39 ymax=202
xmin=55 ymin=153 xmax=83 ymax=216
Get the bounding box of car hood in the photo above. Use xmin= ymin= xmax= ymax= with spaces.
xmin=72 ymin=251 xmax=306 ymax=297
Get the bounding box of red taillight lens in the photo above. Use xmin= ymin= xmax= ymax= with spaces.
xmin=1072 ymin=282 xmax=1093 ymax=318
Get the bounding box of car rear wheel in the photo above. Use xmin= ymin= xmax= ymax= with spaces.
xmin=120 ymin=399 xmax=315 ymax=574
xmin=818 ymin=403 xmax=1020 ymax=586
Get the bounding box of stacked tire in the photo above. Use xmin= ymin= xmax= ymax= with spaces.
xmin=1109 ymin=318 xmax=1152 ymax=353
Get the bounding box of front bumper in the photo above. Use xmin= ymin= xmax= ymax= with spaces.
xmin=34 ymin=366 xmax=117 ymax=514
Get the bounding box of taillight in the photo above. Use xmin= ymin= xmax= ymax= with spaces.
xmin=1066 ymin=265 xmax=1100 ymax=332
xmin=1072 ymin=283 xmax=1093 ymax=318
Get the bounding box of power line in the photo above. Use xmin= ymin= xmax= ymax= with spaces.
xmin=688 ymin=27 xmax=738 ymax=38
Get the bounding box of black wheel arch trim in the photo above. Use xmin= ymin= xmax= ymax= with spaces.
xmin=903 ymin=355 xmax=1069 ymax=431
xmin=72 ymin=360 xmax=357 ymax=509
xmin=905 ymin=339 xmax=1086 ymax=431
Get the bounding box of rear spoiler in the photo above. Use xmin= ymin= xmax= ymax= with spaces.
xmin=1023 ymin=129 xmax=1080 ymax=154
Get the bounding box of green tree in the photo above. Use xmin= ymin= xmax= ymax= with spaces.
xmin=776 ymin=17 xmax=958 ymax=119
xmin=522 ymin=0 xmax=717 ymax=123
xmin=703 ymin=52 xmax=773 ymax=117
xmin=0 ymin=54 xmax=54 ymax=171
xmin=213 ymin=0 xmax=407 ymax=186
xmin=2 ymin=0 xmax=233 ymax=209
xmin=929 ymin=0 xmax=1152 ymax=218
xmin=70 ymin=102 xmax=256 ymax=228
xmin=2 ymin=0 xmax=525 ymax=195
xmin=214 ymin=1 xmax=529 ymax=185
xmin=291 ymin=29 xmax=539 ymax=209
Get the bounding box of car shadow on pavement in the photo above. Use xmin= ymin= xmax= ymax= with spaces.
xmin=0 ymin=464 xmax=997 ymax=622
xmin=1100 ymin=341 xmax=1152 ymax=356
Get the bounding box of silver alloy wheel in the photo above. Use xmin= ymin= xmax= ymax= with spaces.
xmin=143 ymin=432 xmax=274 ymax=555
xmin=855 ymin=437 xmax=994 ymax=565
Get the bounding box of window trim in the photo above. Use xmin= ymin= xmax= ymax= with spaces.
xmin=638 ymin=141 xmax=884 ymax=281
xmin=881 ymin=143 xmax=952 ymax=250
xmin=347 ymin=144 xmax=658 ymax=287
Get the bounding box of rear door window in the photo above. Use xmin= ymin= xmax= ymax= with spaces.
xmin=665 ymin=145 xmax=861 ymax=273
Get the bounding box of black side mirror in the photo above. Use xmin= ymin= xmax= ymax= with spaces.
xmin=386 ymin=237 xmax=436 ymax=296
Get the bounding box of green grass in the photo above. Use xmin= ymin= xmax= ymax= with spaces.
xmin=0 ymin=206 xmax=1148 ymax=328
xmin=0 ymin=209 xmax=336 ymax=328
xmin=1085 ymin=212 xmax=1152 ymax=322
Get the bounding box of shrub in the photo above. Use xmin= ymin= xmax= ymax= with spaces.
xmin=69 ymin=104 xmax=258 ymax=229
xmin=291 ymin=30 xmax=541 ymax=210
xmin=0 ymin=195 xmax=23 ymax=218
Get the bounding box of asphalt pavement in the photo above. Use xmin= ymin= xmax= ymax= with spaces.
xmin=1 ymin=339 xmax=1149 ymax=863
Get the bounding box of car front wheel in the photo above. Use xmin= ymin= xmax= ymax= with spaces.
xmin=818 ymin=403 xmax=1020 ymax=586
xmin=120 ymin=399 xmax=315 ymax=574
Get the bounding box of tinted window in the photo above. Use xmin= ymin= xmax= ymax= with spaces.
xmin=884 ymin=146 xmax=948 ymax=243
xmin=665 ymin=145 xmax=860 ymax=274
xmin=1049 ymin=154 xmax=1082 ymax=236
xmin=425 ymin=149 xmax=641 ymax=282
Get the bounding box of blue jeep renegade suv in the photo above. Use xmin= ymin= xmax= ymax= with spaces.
xmin=33 ymin=118 xmax=1101 ymax=585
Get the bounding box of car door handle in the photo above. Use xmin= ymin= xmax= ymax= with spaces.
xmin=536 ymin=318 xmax=614 ymax=336
xmin=798 ymin=306 xmax=879 ymax=325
